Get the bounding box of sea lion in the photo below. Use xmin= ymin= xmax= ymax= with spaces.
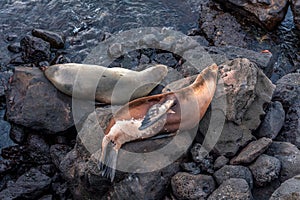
xmin=44 ymin=63 xmax=168 ymax=104
xmin=100 ymin=63 xmax=219 ymax=181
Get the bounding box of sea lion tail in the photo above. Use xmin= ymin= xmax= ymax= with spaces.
xmin=99 ymin=137 xmax=118 ymax=182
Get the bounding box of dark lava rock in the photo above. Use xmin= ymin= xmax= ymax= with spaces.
xmin=215 ymin=0 xmax=289 ymax=31
xmin=25 ymin=134 xmax=51 ymax=164
xmin=199 ymin=5 xmax=247 ymax=47
xmin=9 ymin=124 xmax=26 ymax=144
xmin=180 ymin=162 xmax=201 ymax=175
xmin=208 ymin=178 xmax=253 ymax=200
xmin=0 ymin=120 xmax=14 ymax=152
xmin=249 ymin=154 xmax=281 ymax=186
xmin=38 ymin=195 xmax=53 ymax=200
xmin=32 ymin=29 xmax=65 ymax=49
xmin=20 ymin=35 xmax=51 ymax=63
xmin=105 ymin=163 xmax=180 ymax=200
xmin=230 ymin=137 xmax=272 ymax=165
xmin=7 ymin=43 xmax=22 ymax=53
xmin=0 ymin=70 xmax=13 ymax=97
xmin=0 ymin=159 xmax=16 ymax=175
xmin=0 ymin=168 xmax=51 ymax=199
xmin=270 ymin=175 xmax=300 ymax=200
xmin=257 ymin=101 xmax=285 ymax=139
xmin=213 ymin=155 xmax=229 ymax=170
xmin=212 ymin=122 xmax=254 ymax=157
xmin=266 ymin=142 xmax=300 ymax=182
xmin=272 ymin=73 xmax=300 ymax=111
xmin=252 ymin=179 xmax=281 ymax=200
xmin=276 ymin=103 xmax=300 ymax=148
xmin=190 ymin=143 xmax=214 ymax=174
xmin=50 ymin=144 xmax=72 ymax=168
xmin=171 ymin=172 xmax=215 ymax=200
xmin=152 ymin=53 xmax=178 ymax=68
xmin=1 ymin=145 xmax=25 ymax=162
xmin=291 ymin=0 xmax=300 ymax=30
xmin=213 ymin=165 xmax=253 ymax=189
xmin=6 ymin=67 xmax=73 ymax=133
xmin=207 ymin=46 xmax=274 ymax=77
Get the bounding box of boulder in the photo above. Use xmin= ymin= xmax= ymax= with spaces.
xmin=257 ymin=101 xmax=285 ymax=139
xmin=215 ymin=0 xmax=289 ymax=31
xmin=270 ymin=174 xmax=300 ymax=200
xmin=266 ymin=142 xmax=300 ymax=182
xmin=208 ymin=178 xmax=253 ymax=200
xmin=291 ymin=0 xmax=300 ymax=30
xmin=20 ymin=35 xmax=51 ymax=63
xmin=6 ymin=67 xmax=74 ymax=133
xmin=213 ymin=165 xmax=253 ymax=189
xmin=32 ymin=29 xmax=65 ymax=49
xmin=272 ymin=73 xmax=300 ymax=111
xmin=171 ymin=172 xmax=215 ymax=200
xmin=0 ymin=168 xmax=51 ymax=199
xmin=230 ymin=137 xmax=272 ymax=165
xmin=249 ymin=154 xmax=281 ymax=186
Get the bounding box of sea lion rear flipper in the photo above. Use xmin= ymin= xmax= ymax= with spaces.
xmin=99 ymin=137 xmax=118 ymax=182
xmin=139 ymin=97 xmax=176 ymax=130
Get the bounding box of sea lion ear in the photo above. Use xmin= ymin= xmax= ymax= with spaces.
xmin=139 ymin=97 xmax=176 ymax=130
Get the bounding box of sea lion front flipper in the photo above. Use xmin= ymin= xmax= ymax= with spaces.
xmin=139 ymin=97 xmax=176 ymax=130
xmin=99 ymin=137 xmax=118 ymax=182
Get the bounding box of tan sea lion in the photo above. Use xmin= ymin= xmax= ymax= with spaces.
xmin=44 ymin=63 xmax=168 ymax=104
xmin=100 ymin=63 xmax=219 ymax=181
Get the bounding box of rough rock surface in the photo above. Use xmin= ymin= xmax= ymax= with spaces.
xmin=32 ymin=29 xmax=65 ymax=49
xmin=20 ymin=35 xmax=51 ymax=63
xmin=215 ymin=0 xmax=289 ymax=31
xmin=270 ymin=175 xmax=300 ymax=200
xmin=276 ymin=103 xmax=300 ymax=148
xmin=249 ymin=154 xmax=281 ymax=186
xmin=50 ymin=144 xmax=72 ymax=168
xmin=213 ymin=165 xmax=253 ymax=189
xmin=291 ymin=0 xmax=300 ymax=30
xmin=171 ymin=172 xmax=215 ymax=200
xmin=257 ymin=101 xmax=285 ymax=139
xmin=272 ymin=73 xmax=300 ymax=111
xmin=0 ymin=71 xmax=13 ymax=97
xmin=213 ymin=156 xmax=229 ymax=170
xmin=0 ymin=168 xmax=51 ymax=199
xmin=0 ymin=120 xmax=14 ymax=152
xmin=6 ymin=67 xmax=73 ymax=133
xmin=230 ymin=137 xmax=272 ymax=165
xmin=266 ymin=142 xmax=300 ymax=182
xmin=208 ymin=178 xmax=253 ymax=200
xmin=209 ymin=58 xmax=274 ymax=157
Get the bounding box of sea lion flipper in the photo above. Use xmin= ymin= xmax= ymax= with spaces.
xmin=139 ymin=98 xmax=176 ymax=130
xmin=99 ymin=137 xmax=118 ymax=182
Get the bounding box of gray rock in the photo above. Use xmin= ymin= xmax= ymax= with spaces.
xmin=171 ymin=172 xmax=215 ymax=200
xmin=212 ymin=122 xmax=255 ymax=157
xmin=213 ymin=165 xmax=253 ymax=189
xmin=272 ymin=73 xmax=300 ymax=111
xmin=252 ymin=179 xmax=281 ymax=200
xmin=276 ymin=103 xmax=300 ymax=148
xmin=214 ymin=156 xmax=229 ymax=170
xmin=0 ymin=70 xmax=13 ymax=97
xmin=215 ymin=0 xmax=289 ymax=30
xmin=257 ymin=101 xmax=285 ymax=139
xmin=291 ymin=0 xmax=300 ymax=30
xmin=266 ymin=142 xmax=300 ymax=182
xmin=32 ymin=29 xmax=65 ymax=49
xmin=106 ymin=163 xmax=180 ymax=200
xmin=249 ymin=154 xmax=281 ymax=186
xmin=0 ymin=120 xmax=14 ymax=153
xmin=6 ymin=67 xmax=74 ymax=133
xmin=230 ymin=137 xmax=272 ymax=165
xmin=208 ymin=178 xmax=253 ymax=200
xmin=25 ymin=134 xmax=51 ymax=164
xmin=38 ymin=195 xmax=53 ymax=200
xmin=9 ymin=124 xmax=26 ymax=144
xmin=0 ymin=168 xmax=51 ymax=200
xmin=180 ymin=162 xmax=201 ymax=175
xmin=199 ymin=4 xmax=247 ymax=47
xmin=7 ymin=43 xmax=22 ymax=53
xmin=207 ymin=46 xmax=274 ymax=77
xmin=20 ymin=35 xmax=51 ymax=63
xmin=50 ymin=144 xmax=72 ymax=168
xmin=270 ymin=175 xmax=300 ymax=200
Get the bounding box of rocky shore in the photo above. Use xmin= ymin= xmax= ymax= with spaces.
xmin=0 ymin=1 xmax=300 ymax=200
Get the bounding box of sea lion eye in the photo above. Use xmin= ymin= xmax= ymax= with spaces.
xmin=111 ymin=140 xmax=116 ymax=146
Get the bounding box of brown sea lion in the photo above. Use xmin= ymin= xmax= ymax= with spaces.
xmin=100 ymin=63 xmax=219 ymax=181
